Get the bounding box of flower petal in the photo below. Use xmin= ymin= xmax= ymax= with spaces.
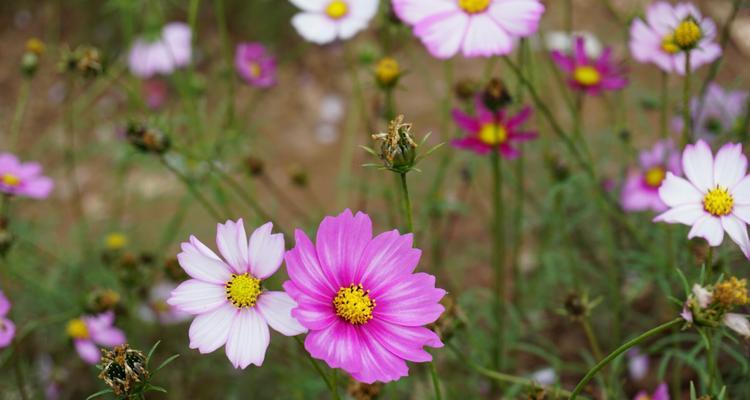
xmin=682 ymin=140 xmax=714 ymax=192
xmin=168 ymin=279 xmax=227 ymax=315
xmin=461 ymin=14 xmax=513 ymax=57
xmin=256 ymin=291 xmax=307 ymax=336
xmin=91 ymin=327 xmax=126 ymax=347
xmin=225 ymin=308 xmax=269 ymax=369
xmin=688 ymin=215 xmax=724 ymax=246
xmin=373 ymin=273 xmax=446 ymax=327
xmin=356 ymin=230 xmax=420 ymax=291
xmin=487 ymin=0 xmax=545 ymax=37
xmin=353 ymin=327 xmax=410 ymax=383
xmin=75 ymin=340 xmax=101 ymax=364
xmin=714 ymin=143 xmax=747 ymax=188
xmin=292 ymin=12 xmax=337 ymax=45
xmin=178 ymin=236 xmax=233 ymax=284
xmin=188 ymin=303 xmax=236 ymax=354
xmin=723 ymin=313 xmax=750 ymax=338
xmin=216 ymin=219 xmax=250 ymax=274
xmin=285 ymin=230 xmax=339 ymax=299
xmin=304 ymin=320 xmax=362 ymax=372
xmin=316 ymin=209 xmax=372 ymax=286
xmin=658 ymin=173 xmax=703 ymax=207
xmin=721 ymin=215 xmax=750 ymax=258
xmin=654 ymin=204 xmax=705 ymax=225
xmin=367 ymin=319 xmax=442 ymax=363
xmin=413 ymin=10 xmax=469 ymax=59
xmin=248 ymin=222 xmax=285 ymax=279
xmin=732 ymin=175 xmax=750 ymax=205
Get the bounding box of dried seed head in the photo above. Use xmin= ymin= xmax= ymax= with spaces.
xmin=482 ymin=78 xmax=512 ymax=112
xmin=126 ymin=122 xmax=171 ymax=154
xmin=98 ymin=344 xmax=149 ymax=396
xmin=347 ymin=380 xmax=383 ymax=400
xmin=371 ymin=115 xmax=418 ymax=173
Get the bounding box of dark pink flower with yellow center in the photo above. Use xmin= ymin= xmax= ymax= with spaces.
xmin=65 ymin=311 xmax=126 ymax=364
xmin=234 ymin=43 xmax=277 ymax=88
xmin=552 ymin=36 xmax=627 ymax=95
xmin=621 ymin=140 xmax=682 ymax=213
xmin=451 ymin=99 xmax=537 ymax=159
xmin=0 ymin=153 xmax=53 ymax=199
xmin=284 ymin=210 xmax=445 ymax=383
xmin=0 ymin=290 xmax=15 ymax=349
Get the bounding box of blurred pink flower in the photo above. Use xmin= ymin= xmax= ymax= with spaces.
xmin=621 ymin=140 xmax=682 ymax=213
xmin=167 ymin=220 xmax=306 ymax=369
xmin=627 ymin=347 xmax=649 ymax=381
xmin=552 ymin=36 xmax=627 ymax=95
xmin=392 ymin=0 xmax=544 ymax=59
xmin=143 ymin=79 xmax=169 ymax=110
xmin=128 ymin=22 xmax=192 ymax=79
xmin=284 ymin=210 xmax=445 ymax=383
xmin=66 ymin=311 xmax=126 ymax=364
xmin=672 ymin=84 xmax=749 ymax=140
xmin=0 ymin=153 xmax=53 ymax=199
xmin=235 ymin=43 xmax=277 ymax=88
xmin=629 ymin=2 xmax=720 ymax=75
xmin=451 ymin=98 xmax=537 ymax=159
xmin=138 ymin=282 xmax=191 ymax=325
xmin=634 ymin=383 xmax=669 ymax=400
xmin=655 ymin=141 xmax=750 ymax=258
xmin=0 ymin=290 xmax=15 ymax=348
xmin=290 ymin=0 xmax=378 ymax=45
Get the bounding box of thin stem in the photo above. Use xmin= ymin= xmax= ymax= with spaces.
xmin=9 ymin=79 xmax=31 ymax=151
xmin=429 ymin=360 xmax=442 ymax=400
xmin=705 ymin=330 xmax=718 ymax=392
xmin=490 ymin=149 xmax=506 ymax=373
xmin=294 ymin=336 xmax=339 ymax=399
xmin=682 ymin=52 xmax=692 ymax=146
xmin=159 ymin=157 xmax=224 ymax=221
xmin=581 ymin=318 xmax=604 ymax=362
xmin=660 ymin=71 xmax=669 ymax=139
xmin=398 ymin=173 xmax=414 ymax=233
xmin=705 ymin=247 xmax=714 ymax=284
xmin=570 ymin=318 xmax=683 ymax=399
xmin=13 ymin=343 xmax=29 ymax=400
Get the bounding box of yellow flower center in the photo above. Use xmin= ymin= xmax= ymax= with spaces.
xmin=703 ymin=186 xmax=733 ymax=216
xmin=713 ymin=277 xmax=750 ymax=308
xmin=153 ymin=299 xmax=171 ymax=313
xmin=105 ymin=233 xmax=128 ymax=250
xmin=634 ymin=395 xmax=651 ymax=400
xmin=225 ymin=273 xmax=262 ymax=308
xmin=325 ymin=0 xmax=349 ymax=19
xmin=674 ymin=18 xmax=702 ymax=50
xmin=248 ymin=61 xmax=262 ymax=78
xmin=66 ymin=319 xmax=89 ymax=339
xmin=1 ymin=174 xmax=21 ymax=187
xmin=458 ymin=0 xmax=491 ymax=14
xmin=26 ymin=38 xmax=45 ymax=56
xmin=333 ymin=284 xmax=375 ymax=325
xmin=573 ymin=66 xmax=601 ymax=86
xmin=478 ymin=124 xmax=508 ymax=146
xmin=661 ymin=33 xmax=680 ymax=54
xmin=644 ymin=166 xmax=666 ymax=188
xmin=375 ymin=57 xmax=401 ymax=87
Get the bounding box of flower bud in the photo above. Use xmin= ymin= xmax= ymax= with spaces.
xmin=244 ymin=156 xmax=265 ymax=177
xmin=674 ymin=17 xmax=702 ymax=50
xmin=20 ymin=52 xmax=39 ymax=78
xmin=126 ymin=122 xmax=171 ymax=155
xmin=481 ymin=78 xmax=512 ymax=112
xmin=371 ymin=115 xmax=418 ymax=173
xmin=374 ymin=57 xmax=401 ymax=89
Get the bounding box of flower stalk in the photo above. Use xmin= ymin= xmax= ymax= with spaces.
xmin=682 ymin=52 xmax=693 ymax=145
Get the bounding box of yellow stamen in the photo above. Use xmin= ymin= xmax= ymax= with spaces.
xmin=1 ymin=174 xmax=21 ymax=187
xmin=458 ymin=0 xmax=490 ymax=14
xmin=674 ymin=18 xmax=702 ymax=50
xmin=703 ymin=186 xmax=733 ymax=216
xmin=225 ymin=273 xmax=262 ymax=308
xmin=478 ymin=124 xmax=508 ymax=146
xmin=714 ymin=277 xmax=750 ymax=308
xmin=644 ymin=166 xmax=666 ymax=188
xmin=333 ymin=284 xmax=375 ymax=325
xmin=66 ymin=319 xmax=89 ymax=339
xmin=325 ymin=0 xmax=349 ymax=19
xmin=661 ymin=34 xmax=680 ymax=54
xmin=248 ymin=62 xmax=261 ymax=78
xmin=105 ymin=233 xmax=128 ymax=250
xmin=573 ymin=66 xmax=601 ymax=86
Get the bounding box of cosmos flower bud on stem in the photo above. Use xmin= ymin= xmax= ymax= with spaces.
xmin=21 ymin=38 xmax=45 ymax=78
xmin=481 ymin=78 xmax=512 ymax=112
xmin=561 ymin=292 xmax=601 ymax=322
xmin=365 ymin=115 xmax=442 ymax=174
xmin=125 ymin=122 xmax=171 ymax=155
xmin=454 ymin=78 xmax=479 ymax=103
xmin=60 ymin=45 xmax=104 ymax=78
xmin=374 ymin=57 xmax=401 ymax=89
xmin=98 ymin=344 xmax=149 ymax=396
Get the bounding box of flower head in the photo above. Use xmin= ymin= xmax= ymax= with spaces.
xmin=370 ymin=115 xmax=418 ymax=172
xmin=629 ymin=2 xmax=721 ymax=75
xmin=0 ymin=153 xmax=54 ymax=199
xmin=672 ymin=84 xmax=748 ymax=140
xmin=284 ymin=210 xmax=445 ymax=383
xmin=634 ymin=383 xmax=670 ymax=400
xmin=374 ymin=57 xmax=401 ymax=89
xmin=66 ymin=311 xmax=126 ymax=364
xmin=167 ymin=220 xmax=306 ymax=369
xmin=451 ymin=97 xmax=537 ymax=158
xmin=655 ymin=141 xmax=750 ymax=258
xmin=235 ymin=43 xmax=277 ymax=88
xmin=621 ymin=140 xmax=682 ymax=213
xmin=681 ymin=279 xmax=750 ymax=339
xmin=98 ymin=344 xmax=149 ymax=396
xmin=552 ymin=36 xmax=627 ymax=95
xmin=290 ymin=0 xmax=378 ymax=45
xmin=0 ymin=291 xmax=15 ymax=349
xmin=128 ymin=22 xmax=192 ymax=79
xmin=392 ymin=0 xmax=544 ymax=59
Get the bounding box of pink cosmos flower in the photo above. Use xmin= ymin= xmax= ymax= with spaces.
xmin=629 ymin=2 xmax=721 ymax=75
xmin=235 ymin=43 xmax=277 ymax=88
xmin=128 ymin=22 xmax=192 ymax=79
xmin=284 ymin=210 xmax=445 ymax=383
xmin=627 ymin=348 xmax=649 ymax=381
xmin=552 ymin=36 xmax=628 ymax=95
xmin=290 ymin=0 xmax=378 ymax=45
xmin=672 ymin=83 xmax=749 ymax=140
xmin=0 ymin=291 xmax=15 ymax=349
xmin=655 ymin=140 xmax=750 ymax=258
xmin=392 ymin=0 xmax=545 ymax=59
xmin=634 ymin=383 xmax=669 ymax=400
xmin=167 ymin=220 xmax=306 ymax=369
xmin=138 ymin=282 xmax=191 ymax=325
xmin=143 ymin=79 xmax=169 ymax=110
xmin=451 ymin=98 xmax=537 ymax=159
xmin=621 ymin=140 xmax=682 ymax=213
xmin=66 ymin=311 xmax=126 ymax=364
xmin=0 ymin=153 xmax=53 ymax=199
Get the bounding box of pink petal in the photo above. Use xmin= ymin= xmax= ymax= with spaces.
xmin=316 ymin=209 xmax=372 ymax=286
xmin=75 ymin=340 xmax=101 ymax=364
xmin=714 ymin=143 xmax=747 ymax=188
xmin=356 ymin=230 xmax=420 ymax=290
xmin=225 ymin=308 xmax=269 ymax=369
xmin=452 ymin=109 xmax=480 ymax=132
xmin=353 ymin=327 xmax=410 ymax=383
xmin=0 ymin=317 xmax=16 ymax=348
xmin=721 ymin=215 xmax=750 ymax=258
xmin=178 ymin=236 xmax=233 ymax=284
xmin=682 ymin=140 xmax=715 ymax=192
xmin=487 ymin=0 xmax=544 ymax=37
xmin=248 ymin=222 xmax=285 ymax=279
xmin=256 ymin=291 xmax=307 ymax=336
xmin=413 ymin=10 xmax=469 ymax=59
xmin=461 ymin=14 xmax=513 ymax=57
xmin=373 ymin=273 xmax=446 ymax=327
xmin=168 ymin=279 xmax=227 ymax=315
xmin=285 ymin=230 xmax=339 ymax=298
xmin=392 ymin=0 xmax=457 ymax=25
xmin=688 ymin=215 xmax=724 ymax=246
xmin=216 ymin=219 xmax=250 ymax=274
xmin=368 ymin=319 xmax=442 ymax=363
xmin=658 ymin=173 xmax=703 ymax=207
xmin=732 ymin=175 xmax=750 ymax=205
xmin=91 ymin=327 xmax=126 ymax=347
xmin=304 ymin=320 xmax=362 ymax=372
xmin=188 ymin=303 xmax=236 ymax=353
xmin=654 ymin=204 xmax=705 ymax=225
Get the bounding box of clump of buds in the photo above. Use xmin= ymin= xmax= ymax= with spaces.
xmin=60 ymin=45 xmax=104 ymax=78
xmin=682 ymin=277 xmax=750 ymax=339
xmin=125 ymin=122 xmax=171 ymax=155
xmin=98 ymin=345 xmax=149 ymax=396
xmin=365 ymin=115 xmax=442 ymax=175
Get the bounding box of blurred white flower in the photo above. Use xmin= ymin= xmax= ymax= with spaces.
xmin=545 ymin=31 xmax=603 ymax=58
xmin=530 ymin=367 xmax=557 ymax=385
xmin=723 ymin=313 xmax=750 ymax=338
xmin=692 ymin=284 xmax=713 ymax=309
xmin=627 ymin=347 xmax=649 ymax=381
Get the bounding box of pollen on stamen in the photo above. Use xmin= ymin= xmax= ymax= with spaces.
xmin=225 ymin=273 xmax=263 ymax=308
xmin=333 ymin=283 xmax=376 ymax=325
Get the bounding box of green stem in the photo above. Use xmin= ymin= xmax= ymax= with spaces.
xmin=159 ymin=156 xmax=224 ymax=221
xmin=705 ymin=247 xmax=714 ymax=283
xmin=682 ymin=51 xmax=692 ymax=146
xmin=490 ymin=149 xmax=506 ymax=373
xmin=660 ymin=71 xmax=669 ymax=140
xmin=570 ymin=318 xmax=683 ymax=399
xmin=705 ymin=330 xmax=718 ymax=392
xmin=384 ymin=88 xmax=396 ymax=122
xmin=294 ymin=336 xmax=339 ymax=399
xmin=9 ymin=79 xmax=31 ymax=151
xmin=581 ymin=318 xmax=604 ymax=362
xmin=399 ymin=173 xmax=414 ymax=233
xmin=13 ymin=343 xmax=29 ymax=400
xmin=429 ymin=360 xmax=442 ymax=400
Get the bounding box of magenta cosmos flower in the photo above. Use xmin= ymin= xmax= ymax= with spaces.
xmin=284 ymin=210 xmax=445 ymax=383
xmin=655 ymin=141 xmax=750 ymax=258
xmin=552 ymin=36 xmax=627 ymax=95
xmin=673 ymin=83 xmax=749 ymax=140
xmin=621 ymin=140 xmax=682 ymax=213
xmin=167 ymin=220 xmax=306 ymax=369
xmin=451 ymin=99 xmax=537 ymax=159
xmin=235 ymin=43 xmax=277 ymax=88
xmin=0 ymin=153 xmax=53 ymax=199
xmin=128 ymin=22 xmax=192 ymax=79
xmin=630 ymin=2 xmax=720 ymax=75
xmin=65 ymin=311 xmax=126 ymax=364
xmin=393 ymin=0 xmax=544 ymax=59
xmin=290 ymin=0 xmax=379 ymax=45
xmin=0 ymin=291 xmax=15 ymax=349
xmin=634 ymin=383 xmax=669 ymax=400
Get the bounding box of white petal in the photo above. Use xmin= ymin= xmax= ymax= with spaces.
xmin=225 ymin=308 xmax=269 ymax=369
xmin=688 ymin=215 xmax=724 ymax=246
xmin=178 ymin=237 xmax=233 ymax=284
xmin=733 ymin=204 xmax=750 ymax=224
xmin=248 ymin=222 xmax=285 ymax=280
xmin=413 ymin=10 xmax=469 ymax=59
xmin=392 ymin=0 xmax=457 ymax=25
xmin=349 ymin=0 xmax=379 ymax=20
xmin=721 ymin=215 xmax=750 ymax=258
xmin=723 ymin=313 xmax=750 ymax=338
xmin=692 ymin=284 xmax=713 ymax=308
xmin=714 ymin=143 xmax=747 ymax=188
xmin=461 ymin=14 xmax=513 ymax=57
xmin=167 ymin=280 xmax=227 ymax=314
xmin=289 ymin=0 xmax=327 ymax=12
xmin=188 ymin=303 xmax=236 ymax=353
xmin=216 ymin=219 xmax=250 ymax=274
xmin=256 ymin=291 xmax=307 ymax=336
xmin=292 ymin=12 xmax=338 ymax=44
xmin=487 ymin=0 xmax=545 ymax=37
xmin=682 ymin=140 xmax=715 ymax=192
xmin=658 ymin=173 xmax=703 ymax=207
xmin=337 ymin=16 xmax=370 ymax=40
xmin=732 ymin=175 xmax=750 ymax=205
xmin=653 ymin=204 xmax=705 ymax=225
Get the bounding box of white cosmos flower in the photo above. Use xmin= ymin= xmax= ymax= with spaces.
xmin=723 ymin=313 xmax=750 ymax=338
xmin=290 ymin=0 xmax=379 ymax=45
xmin=655 ymin=140 xmax=750 ymax=258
